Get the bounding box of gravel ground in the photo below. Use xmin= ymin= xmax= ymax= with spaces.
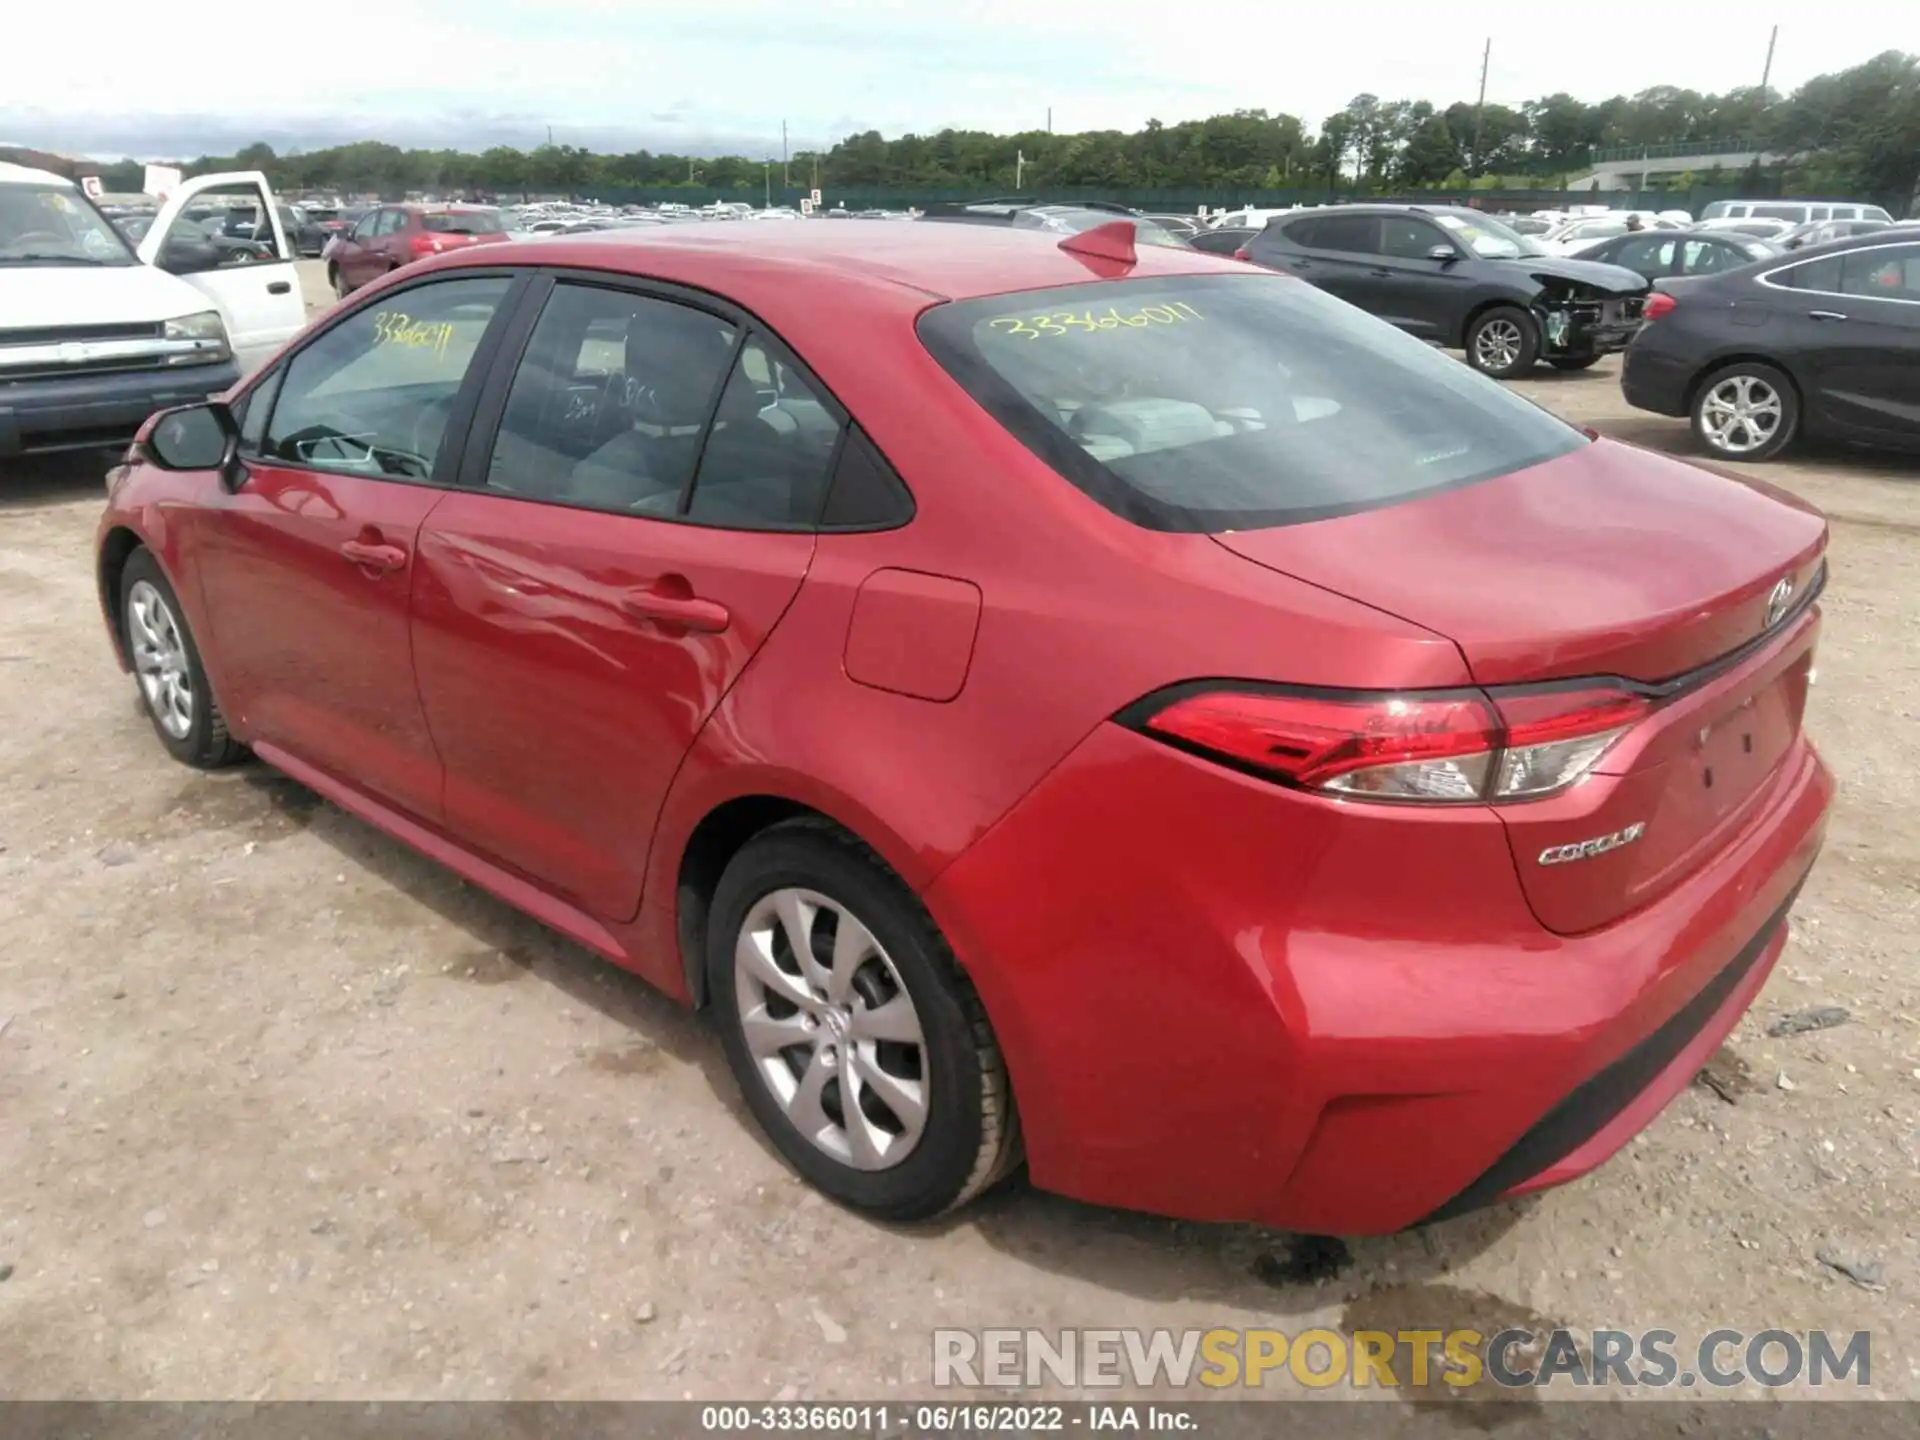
xmin=1 ymin=269 xmax=1916 ymax=1402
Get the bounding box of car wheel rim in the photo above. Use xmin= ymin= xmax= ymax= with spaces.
xmin=127 ymin=580 xmax=194 ymax=740
xmin=1700 ymin=375 xmax=1782 ymax=454
xmin=734 ymin=886 xmax=929 ymax=1171
xmin=1474 ymin=318 xmax=1523 ymax=370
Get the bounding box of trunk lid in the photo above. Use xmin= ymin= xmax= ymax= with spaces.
xmin=1214 ymin=437 xmax=1828 ymax=932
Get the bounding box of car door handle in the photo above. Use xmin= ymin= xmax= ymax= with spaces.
xmin=267 ymin=280 xmax=292 ymax=294
xmin=1290 ymin=258 xmax=1313 ymax=269
xmin=339 ymin=539 xmax=408 ymax=572
xmin=624 ymin=586 xmax=730 ymax=633
xmin=1807 ymin=309 xmax=1847 ymax=322
xmin=1368 ymin=267 xmax=1394 ymax=277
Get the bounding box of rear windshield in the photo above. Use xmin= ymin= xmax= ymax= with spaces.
xmin=422 ymin=210 xmax=503 ymax=234
xmin=917 ymin=273 xmax=1586 ymax=532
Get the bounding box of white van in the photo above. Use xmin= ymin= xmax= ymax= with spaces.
xmin=1 ymin=164 xmax=307 ymax=461
xmin=1699 ymin=199 xmax=1894 ymax=225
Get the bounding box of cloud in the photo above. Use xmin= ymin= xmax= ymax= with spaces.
xmin=3 ymin=0 xmax=1899 ymax=161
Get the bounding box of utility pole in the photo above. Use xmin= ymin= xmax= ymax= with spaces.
xmin=1760 ymin=25 xmax=1778 ymax=91
xmin=764 ymin=161 xmax=771 ymax=208
xmin=546 ymin=124 xmax=554 ymax=148
xmin=1046 ymin=107 xmax=1052 ymax=134
xmin=1015 ymin=149 xmax=1025 ymax=190
xmin=1471 ymin=38 xmax=1490 ymax=178
xmin=782 ymin=121 xmax=789 ymax=188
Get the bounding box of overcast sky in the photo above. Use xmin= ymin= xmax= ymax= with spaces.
xmin=0 ymin=1 xmax=1889 ymax=161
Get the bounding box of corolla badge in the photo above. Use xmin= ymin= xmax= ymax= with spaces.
xmin=1765 ymin=577 xmax=1795 ymax=629
xmin=1538 ymin=822 xmax=1646 ymax=866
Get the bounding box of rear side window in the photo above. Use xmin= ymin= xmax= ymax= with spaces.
xmin=484 ymin=283 xmax=739 ymax=514
xmin=424 ymin=210 xmax=503 ymax=235
xmin=1774 ymin=256 xmax=1843 ymax=293
xmin=686 ymin=336 xmax=845 ymax=529
xmin=1840 ymin=244 xmax=1920 ymax=301
xmin=917 ymin=273 xmax=1585 ymax=533
xmin=1287 ymin=214 xmax=1376 ymax=253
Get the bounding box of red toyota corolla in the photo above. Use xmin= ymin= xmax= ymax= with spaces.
xmin=97 ymin=220 xmax=1831 ymax=1232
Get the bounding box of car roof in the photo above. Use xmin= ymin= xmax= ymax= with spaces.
xmin=1761 ymin=225 xmax=1920 ymax=265
xmin=0 ymin=161 xmax=73 ymax=187
xmin=430 ymin=219 xmax=1240 ymax=308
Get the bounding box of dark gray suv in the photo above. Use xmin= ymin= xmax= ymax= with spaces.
xmin=1243 ymin=205 xmax=1652 ymax=378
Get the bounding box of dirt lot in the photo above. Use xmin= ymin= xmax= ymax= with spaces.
xmin=2 ymin=271 xmax=1917 ymax=1402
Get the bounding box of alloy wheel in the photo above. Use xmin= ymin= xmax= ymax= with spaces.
xmin=1473 ymin=318 xmax=1524 ymax=371
xmin=1698 ymin=374 xmax=1783 ymax=455
xmin=127 ymin=579 xmax=194 ymax=740
xmin=733 ymin=887 xmax=929 ymax=1171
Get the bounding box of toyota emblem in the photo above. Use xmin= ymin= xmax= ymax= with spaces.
xmin=1764 ymin=577 xmax=1795 ymax=629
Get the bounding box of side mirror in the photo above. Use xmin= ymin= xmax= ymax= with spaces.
xmin=146 ymin=402 xmax=242 ymax=486
xmin=1427 ymin=244 xmax=1461 ymax=263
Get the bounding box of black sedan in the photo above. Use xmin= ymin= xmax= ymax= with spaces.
xmin=1567 ymin=229 xmax=1778 ymax=282
xmin=1622 ymin=230 xmax=1920 ymax=461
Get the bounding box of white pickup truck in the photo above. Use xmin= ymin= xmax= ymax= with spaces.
xmin=0 ymin=165 xmax=308 ymax=461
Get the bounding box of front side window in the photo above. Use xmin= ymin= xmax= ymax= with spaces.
xmin=262 ymin=276 xmax=511 ymax=480
xmin=1840 ymin=245 xmax=1920 ymax=302
xmin=917 ymin=273 xmax=1585 ymax=532
xmin=350 ymin=212 xmax=379 ymax=242
xmin=1297 ymin=214 xmax=1378 ymax=254
xmin=0 ymin=183 xmax=138 ymax=266
xmin=1380 ymin=217 xmax=1445 ymax=259
xmin=485 ymin=283 xmax=740 ymax=514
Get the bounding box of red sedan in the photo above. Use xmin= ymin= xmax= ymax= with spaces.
xmin=324 ymin=203 xmax=509 ymax=297
xmin=98 ymin=221 xmax=1831 ymax=1231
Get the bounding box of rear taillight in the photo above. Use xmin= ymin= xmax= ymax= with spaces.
xmin=1233 ymin=247 xmax=1250 ymax=261
xmin=1643 ymin=291 xmax=1677 ymax=321
xmin=1127 ymin=683 xmax=1651 ymax=805
xmin=408 ymin=234 xmax=445 ymax=257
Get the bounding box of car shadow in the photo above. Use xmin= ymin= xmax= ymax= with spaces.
xmin=1590 ymin=416 xmax=1920 ymax=478
xmin=198 ymin=764 xmax=1543 ymax=1318
xmin=0 ymin=451 xmax=118 ymax=510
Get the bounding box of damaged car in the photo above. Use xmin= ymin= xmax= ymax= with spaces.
xmin=1242 ymin=204 xmax=1650 ymax=379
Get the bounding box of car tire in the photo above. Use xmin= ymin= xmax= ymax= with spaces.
xmin=1690 ymin=361 xmax=1800 ymax=462
xmin=1548 ymin=355 xmax=1602 ymax=371
xmin=119 ymin=549 xmax=246 ymax=769
xmin=707 ymin=819 xmax=1021 ymax=1221
xmin=1465 ymin=306 xmax=1540 ymax=379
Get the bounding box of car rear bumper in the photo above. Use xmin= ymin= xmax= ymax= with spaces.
xmin=1621 ymin=337 xmax=1696 ymax=416
xmin=0 ymin=361 xmax=240 ymax=458
xmin=926 ymin=722 xmax=1832 ymax=1234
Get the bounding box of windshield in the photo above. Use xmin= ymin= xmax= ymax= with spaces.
xmin=917 ymin=273 xmax=1585 ymax=532
xmin=1430 ymin=211 xmax=1547 ymax=259
xmin=0 ymin=183 xmax=138 ymax=265
xmin=423 ymin=210 xmax=504 ymax=235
